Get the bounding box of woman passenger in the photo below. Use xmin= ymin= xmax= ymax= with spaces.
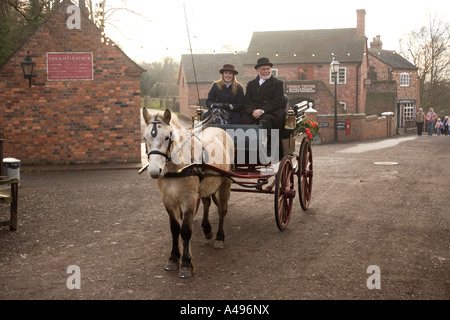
xmin=204 ymin=64 xmax=244 ymax=124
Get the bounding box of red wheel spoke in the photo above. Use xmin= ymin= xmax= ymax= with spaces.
xmin=275 ymin=157 xmax=294 ymax=231
xmin=298 ymin=139 xmax=313 ymax=211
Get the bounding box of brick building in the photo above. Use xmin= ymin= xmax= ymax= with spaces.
xmin=0 ymin=0 xmax=144 ymax=165
xmin=178 ymin=9 xmax=420 ymax=139
xmin=367 ymin=35 xmax=420 ymax=132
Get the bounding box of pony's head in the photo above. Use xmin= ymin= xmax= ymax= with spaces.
xmin=142 ymin=108 xmax=174 ymax=178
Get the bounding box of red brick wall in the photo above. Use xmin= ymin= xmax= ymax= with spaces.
xmin=368 ymin=54 xmax=421 ymax=109
xmin=316 ymin=113 xmax=395 ymax=144
xmin=243 ymin=62 xmax=366 ymax=115
xmin=393 ymin=70 xmax=420 ymax=104
xmin=0 ymin=2 xmax=143 ymax=165
xmin=369 ymin=54 xmax=391 ymax=80
xmin=178 ymin=65 xmax=212 ymax=117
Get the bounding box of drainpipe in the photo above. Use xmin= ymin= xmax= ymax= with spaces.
xmin=356 ymin=63 xmax=360 ymax=114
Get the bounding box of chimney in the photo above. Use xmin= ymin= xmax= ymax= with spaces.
xmin=356 ymin=9 xmax=366 ymax=36
xmin=370 ymin=35 xmax=383 ymax=50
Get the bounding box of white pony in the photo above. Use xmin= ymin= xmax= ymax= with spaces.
xmin=141 ymin=108 xmax=234 ymax=278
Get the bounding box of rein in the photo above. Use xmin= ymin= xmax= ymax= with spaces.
xmin=162 ymin=167 xmax=223 ymax=181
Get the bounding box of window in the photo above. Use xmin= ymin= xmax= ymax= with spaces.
xmin=400 ymin=73 xmax=410 ymax=87
xmin=298 ymin=67 xmax=312 ymax=80
xmin=330 ymin=67 xmax=346 ymax=84
xmin=397 ymin=101 xmax=416 ymax=127
xmin=298 ymin=68 xmax=307 ymax=80
xmin=339 ymin=102 xmax=347 ymax=110
xmin=404 ymin=103 xmax=414 ymax=120
xmin=271 ymin=68 xmax=278 ymax=77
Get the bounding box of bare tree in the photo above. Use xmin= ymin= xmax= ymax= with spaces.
xmin=140 ymin=56 xmax=179 ymax=98
xmin=400 ymin=13 xmax=450 ymax=114
xmin=0 ymin=0 xmax=59 ymax=65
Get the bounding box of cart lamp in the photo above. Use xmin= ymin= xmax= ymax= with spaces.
xmin=284 ymin=108 xmax=296 ymax=130
xmin=192 ymin=108 xmax=203 ymax=127
xmin=21 ymin=50 xmax=36 ymax=87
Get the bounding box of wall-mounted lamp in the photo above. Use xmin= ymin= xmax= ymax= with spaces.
xmin=21 ymin=50 xmax=37 ymax=87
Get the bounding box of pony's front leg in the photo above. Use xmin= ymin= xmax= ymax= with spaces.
xmin=179 ymin=207 xmax=195 ymax=278
xmin=164 ymin=214 xmax=181 ymax=272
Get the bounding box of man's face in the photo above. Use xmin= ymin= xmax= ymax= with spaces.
xmin=257 ymin=66 xmax=272 ymax=80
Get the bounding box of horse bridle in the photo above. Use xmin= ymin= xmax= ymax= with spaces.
xmin=145 ymin=120 xmax=173 ymax=162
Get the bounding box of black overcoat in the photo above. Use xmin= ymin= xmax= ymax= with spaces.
xmin=240 ymin=75 xmax=285 ymax=130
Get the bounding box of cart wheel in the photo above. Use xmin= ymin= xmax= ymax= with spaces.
xmin=274 ymin=156 xmax=295 ymax=231
xmin=298 ymin=138 xmax=313 ymax=210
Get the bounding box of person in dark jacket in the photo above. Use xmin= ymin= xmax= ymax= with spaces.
xmin=239 ymin=57 xmax=285 ymax=132
xmin=204 ymin=64 xmax=244 ymax=124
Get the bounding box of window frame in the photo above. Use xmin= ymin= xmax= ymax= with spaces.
xmin=330 ymin=67 xmax=346 ymax=84
xmin=271 ymin=68 xmax=278 ymax=77
xmin=400 ymin=73 xmax=410 ymax=87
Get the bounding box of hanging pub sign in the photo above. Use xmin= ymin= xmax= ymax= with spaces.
xmin=47 ymin=52 xmax=93 ymax=81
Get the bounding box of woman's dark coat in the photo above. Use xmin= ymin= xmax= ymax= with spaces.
xmin=205 ymin=82 xmax=245 ymax=124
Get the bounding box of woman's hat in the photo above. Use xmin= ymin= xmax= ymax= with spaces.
xmin=219 ymin=64 xmax=238 ymax=75
xmin=254 ymin=57 xmax=273 ymax=69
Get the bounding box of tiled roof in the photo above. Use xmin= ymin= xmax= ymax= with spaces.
xmin=244 ymin=28 xmax=367 ymax=65
xmin=368 ymin=48 xmax=417 ymax=70
xmin=180 ymin=53 xmax=247 ymax=83
xmin=180 ymin=28 xmax=368 ymax=84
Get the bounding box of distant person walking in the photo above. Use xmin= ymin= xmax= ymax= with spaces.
xmin=443 ymin=116 xmax=449 ymax=136
xmin=415 ymin=108 xmax=425 ymax=136
xmin=435 ymin=118 xmax=443 ymax=136
xmin=426 ymin=108 xmax=438 ymax=136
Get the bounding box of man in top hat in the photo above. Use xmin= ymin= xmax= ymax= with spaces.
xmin=239 ymin=57 xmax=285 ymax=133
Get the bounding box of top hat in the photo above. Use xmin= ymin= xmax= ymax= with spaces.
xmin=254 ymin=57 xmax=273 ymax=69
xmin=219 ymin=64 xmax=238 ymax=75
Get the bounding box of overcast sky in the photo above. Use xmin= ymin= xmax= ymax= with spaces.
xmin=100 ymin=0 xmax=450 ymax=63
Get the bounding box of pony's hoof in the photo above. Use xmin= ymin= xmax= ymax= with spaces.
xmin=179 ymin=267 xmax=193 ymax=279
xmin=164 ymin=261 xmax=178 ymax=272
xmin=213 ymin=240 xmax=224 ymax=250
xmin=204 ymin=231 xmax=213 ymax=240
